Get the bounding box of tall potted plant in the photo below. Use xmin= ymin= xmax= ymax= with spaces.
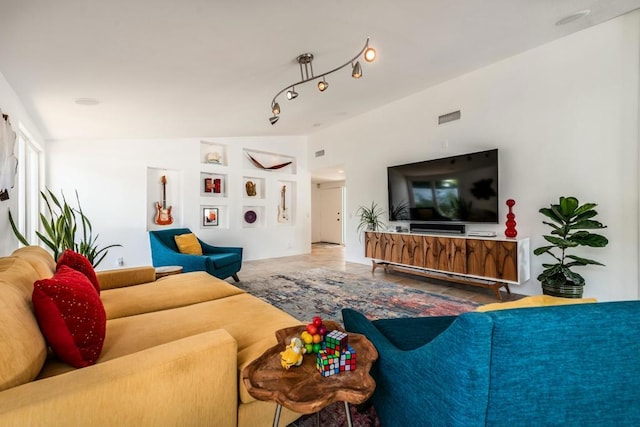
xmin=8 ymin=188 xmax=120 ymax=267
xmin=533 ymin=196 xmax=608 ymax=298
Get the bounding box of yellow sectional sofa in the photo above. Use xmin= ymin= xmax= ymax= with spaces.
xmin=0 ymin=246 xmax=302 ymax=426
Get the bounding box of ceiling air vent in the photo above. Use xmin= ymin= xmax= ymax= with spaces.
xmin=438 ymin=110 xmax=461 ymax=125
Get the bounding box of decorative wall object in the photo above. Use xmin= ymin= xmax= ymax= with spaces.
xmin=0 ymin=110 xmax=17 ymax=201
xmin=247 ymin=152 xmax=292 ymax=170
xmin=154 ymin=175 xmax=173 ymax=225
xmin=243 ymin=176 xmax=265 ymax=199
xmin=245 ymin=180 xmax=257 ymax=196
xmin=244 ymin=209 xmax=257 ymax=224
xmin=243 ymin=206 xmax=265 ymax=228
xmin=206 ymin=151 xmax=222 ymax=164
xmin=505 ymin=199 xmax=517 ymax=238
xmin=243 ymin=149 xmax=296 ymax=174
xmin=200 ymin=141 xmax=228 ymax=166
xmin=203 ymin=207 xmax=219 ymax=227
xmin=200 ymin=172 xmax=226 ymax=197
xmin=277 ymin=184 xmax=289 ymax=223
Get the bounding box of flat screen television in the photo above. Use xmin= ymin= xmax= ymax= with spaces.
xmin=387 ymin=149 xmax=499 ymax=223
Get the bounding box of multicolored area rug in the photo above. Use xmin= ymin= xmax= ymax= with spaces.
xmin=235 ymin=268 xmax=480 ymax=323
xmin=236 ymin=268 xmax=479 ymax=427
xmin=290 ymin=401 xmax=381 ymax=427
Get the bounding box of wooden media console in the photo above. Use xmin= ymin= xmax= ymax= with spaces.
xmin=364 ymin=231 xmax=530 ymax=300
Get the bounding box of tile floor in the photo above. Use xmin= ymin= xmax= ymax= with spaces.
xmin=239 ymin=242 xmax=524 ymax=305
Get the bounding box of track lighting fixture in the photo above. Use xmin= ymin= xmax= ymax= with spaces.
xmin=364 ymin=47 xmax=376 ymax=63
xmin=317 ymin=78 xmax=329 ymax=92
xmin=268 ymin=37 xmax=376 ymax=124
xmin=286 ymin=88 xmax=298 ymax=100
xmin=352 ymin=61 xmax=362 ymax=79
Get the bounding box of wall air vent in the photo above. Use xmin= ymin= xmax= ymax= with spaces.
xmin=315 ymin=149 xmax=325 ymax=157
xmin=438 ymin=110 xmax=461 ymax=125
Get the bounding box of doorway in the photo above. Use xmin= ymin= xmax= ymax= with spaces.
xmin=318 ymin=185 xmax=344 ymax=244
xmin=311 ymin=166 xmax=345 ymax=245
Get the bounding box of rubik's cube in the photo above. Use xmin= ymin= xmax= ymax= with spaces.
xmin=316 ymin=352 xmax=340 ymax=377
xmin=324 ymin=330 xmax=348 ymax=355
xmin=316 ymin=330 xmax=357 ymax=376
xmin=339 ymin=346 xmax=357 ymax=372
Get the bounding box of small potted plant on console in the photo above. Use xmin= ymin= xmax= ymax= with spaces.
xmin=356 ymin=201 xmax=385 ymax=234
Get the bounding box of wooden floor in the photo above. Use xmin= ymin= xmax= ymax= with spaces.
xmin=240 ymin=242 xmax=524 ymax=305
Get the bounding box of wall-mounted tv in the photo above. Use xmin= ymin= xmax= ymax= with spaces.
xmin=387 ymin=149 xmax=499 ymax=223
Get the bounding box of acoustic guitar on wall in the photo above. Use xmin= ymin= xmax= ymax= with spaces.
xmin=155 ymin=175 xmax=173 ymax=225
xmin=277 ymin=185 xmax=289 ymax=223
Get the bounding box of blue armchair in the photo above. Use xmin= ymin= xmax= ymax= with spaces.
xmin=343 ymin=301 xmax=640 ymax=426
xmin=149 ymin=228 xmax=242 ymax=281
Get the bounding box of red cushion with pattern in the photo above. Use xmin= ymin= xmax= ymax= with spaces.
xmin=32 ymin=265 xmax=106 ymax=368
xmin=56 ymin=249 xmax=100 ymax=294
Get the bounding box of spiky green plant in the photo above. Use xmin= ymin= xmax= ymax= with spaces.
xmin=8 ymin=188 xmax=120 ymax=267
xmin=533 ymin=196 xmax=608 ymax=293
xmin=356 ymin=201 xmax=385 ymax=234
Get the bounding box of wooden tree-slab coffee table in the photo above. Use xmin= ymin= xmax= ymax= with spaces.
xmin=242 ymin=321 xmax=378 ymax=427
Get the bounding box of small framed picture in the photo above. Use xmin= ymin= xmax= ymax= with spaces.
xmin=203 ymin=207 xmax=219 ymax=227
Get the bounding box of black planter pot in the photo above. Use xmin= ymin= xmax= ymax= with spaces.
xmin=541 ymin=281 xmax=585 ymax=298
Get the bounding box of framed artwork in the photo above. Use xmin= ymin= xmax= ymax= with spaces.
xmin=203 ymin=207 xmax=219 ymax=227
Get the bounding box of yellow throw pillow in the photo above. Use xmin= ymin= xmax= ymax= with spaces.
xmin=476 ymin=295 xmax=597 ymax=312
xmin=174 ymin=233 xmax=203 ymax=255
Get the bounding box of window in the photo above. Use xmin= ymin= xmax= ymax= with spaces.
xmin=16 ymin=124 xmax=43 ymax=243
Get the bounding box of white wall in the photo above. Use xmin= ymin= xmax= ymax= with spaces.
xmin=47 ymin=136 xmax=310 ymax=270
xmin=308 ymin=11 xmax=640 ymax=301
xmin=0 ymin=71 xmax=44 ymax=257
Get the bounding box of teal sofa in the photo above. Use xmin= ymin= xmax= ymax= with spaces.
xmin=343 ymin=301 xmax=640 ymax=426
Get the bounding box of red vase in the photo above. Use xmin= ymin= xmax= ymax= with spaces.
xmin=505 ymin=199 xmax=517 ymax=238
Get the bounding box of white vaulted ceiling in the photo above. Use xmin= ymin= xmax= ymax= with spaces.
xmin=0 ymin=0 xmax=638 ymax=141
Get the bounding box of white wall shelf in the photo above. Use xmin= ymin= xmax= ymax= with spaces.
xmin=276 ymin=180 xmax=295 ymax=225
xmin=200 ymin=172 xmax=228 ymax=197
xmin=243 ymin=176 xmax=265 ymax=200
xmin=242 ymin=206 xmax=265 ymax=228
xmin=200 ymin=204 xmax=229 ymax=229
xmin=200 ymin=140 xmax=228 ymax=166
xmin=243 ymin=148 xmax=296 ymax=175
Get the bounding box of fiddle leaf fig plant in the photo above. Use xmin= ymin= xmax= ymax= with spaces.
xmin=8 ymin=188 xmax=120 ymax=267
xmin=533 ymin=196 xmax=608 ymax=297
xmin=356 ymin=201 xmax=385 ymax=234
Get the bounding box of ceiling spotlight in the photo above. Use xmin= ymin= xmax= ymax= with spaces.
xmin=556 ymin=9 xmax=591 ymax=26
xmin=352 ymin=61 xmax=362 ymax=79
xmin=286 ymin=88 xmax=298 ymax=100
xmin=364 ymin=47 xmax=376 ymax=63
xmin=317 ymin=78 xmax=329 ymax=92
xmin=268 ymin=37 xmax=376 ymax=124
xmin=269 ymin=115 xmax=279 ymax=125
xmin=74 ymin=97 xmax=100 ymax=106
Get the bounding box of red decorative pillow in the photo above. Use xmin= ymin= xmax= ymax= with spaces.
xmin=32 ymin=265 xmax=106 ymax=368
xmin=57 ymin=249 xmax=100 ymax=294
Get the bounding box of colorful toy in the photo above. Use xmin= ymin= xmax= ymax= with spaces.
xmin=317 ymin=352 xmax=341 ymax=377
xmin=324 ymin=330 xmax=348 ymax=355
xmin=280 ymin=337 xmax=305 ymax=370
xmin=303 ymin=316 xmax=329 ymax=354
xmin=316 ymin=330 xmax=357 ymax=376
xmin=339 ymin=346 xmax=357 ymax=372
